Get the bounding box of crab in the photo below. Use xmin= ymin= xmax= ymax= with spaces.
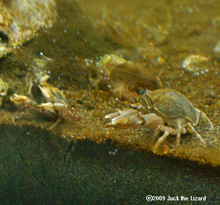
xmin=10 ymin=71 xmax=81 ymax=129
xmin=105 ymin=88 xmax=213 ymax=152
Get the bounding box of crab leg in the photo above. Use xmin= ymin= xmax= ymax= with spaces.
xmin=176 ymin=120 xmax=182 ymax=147
xmin=187 ymin=122 xmax=206 ymax=144
xmin=152 ymin=124 xmax=186 ymax=151
xmin=153 ymin=126 xmax=171 ymax=152
xmin=195 ymin=108 xmax=213 ymax=130
xmin=152 ymin=125 xmax=162 ymax=138
xmin=48 ymin=117 xmax=62 ymax=130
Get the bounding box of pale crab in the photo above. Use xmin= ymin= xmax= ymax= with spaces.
xmin=105 ymin=88 xmax=213 ymax=152
xmin=10 ymin=71 xmax=81 ymax=129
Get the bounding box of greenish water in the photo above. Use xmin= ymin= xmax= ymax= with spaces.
xmin=1 ymin=0 xmax=220 ymax=203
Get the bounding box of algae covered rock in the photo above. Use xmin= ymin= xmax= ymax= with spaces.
xmin=0 ymin=0 xmax=57 ymax=58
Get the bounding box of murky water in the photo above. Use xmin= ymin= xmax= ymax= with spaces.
xmin=1 ymin=0 xmax=220 ymax=203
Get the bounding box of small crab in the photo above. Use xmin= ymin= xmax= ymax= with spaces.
xmin=10 ymin=71 xmax=81 ymax=129
xmin=105 ymin=88 xmax=213 ymax=152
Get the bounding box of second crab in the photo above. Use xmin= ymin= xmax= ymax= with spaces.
xmin=10 ymin=70 xmax=81 ymax=129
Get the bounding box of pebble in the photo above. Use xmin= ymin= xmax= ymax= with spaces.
xmin=181 ymin=54 xmax=209 ymax=72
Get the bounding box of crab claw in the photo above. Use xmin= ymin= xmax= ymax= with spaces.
xmin=10 ymin=94 xmax=33 ymax=106
xmin=105 ymin=109 xmax=143 ymax=129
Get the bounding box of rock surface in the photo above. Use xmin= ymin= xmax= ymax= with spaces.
xmin=0 ymin=0 xmax=57 ymax=58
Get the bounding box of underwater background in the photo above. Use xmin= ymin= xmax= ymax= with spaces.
xmin=1 ymin=0 xmax=220 ymax=203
